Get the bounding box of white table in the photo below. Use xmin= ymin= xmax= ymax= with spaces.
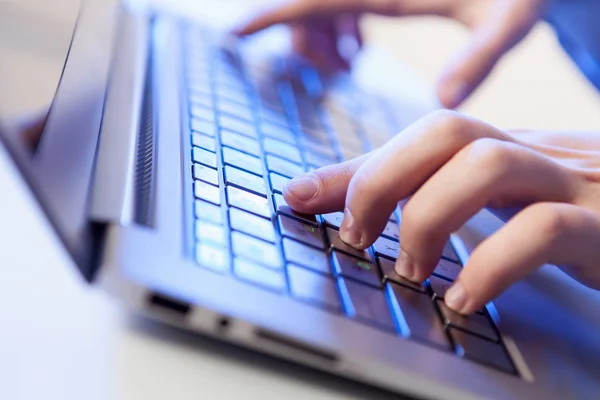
xmin=1 ymin=1 xmax=599 ymax=400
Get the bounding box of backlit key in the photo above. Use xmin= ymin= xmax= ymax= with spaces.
xmin=223 ymin=146 xmax=263 ymax=176
xmin=326 ymin=228 xmax=370 ymax=260
xmin=373 ymin=236 xmax=400 ymax=260
xmin=191 ymin=118 xmax=216 ymax=137
xmin=229 ymin=208 xmax=276 ymax=243
xmin=194 ymin=181 xmax=221 ymax=205
xmin=221 ymin=130 xmax=260 ymax=156
xmin=193 ymin=163 xmax=218 ymax=186
xmin=227 ymin=186 xmax=270 ymax=218
xmin=288 ymin=264 xmax=341 ymax=310
xmin=273 ymin=194 xmax=317 ymax=224
xmin=278 ymin=215 xmax=325 ymax=249
xmin=332 ymin=251 xmax=381 ymax=287
xmin=224 ymin=166 xmax=267 ymax=196
xmin=282 ymin=238 xmax=330 ymax=275
xmin=234 ymin=258 xmax=286 ymax=292
xmin=193 ymin=147 xmax=217 ymax=169
xmin=266 ymin=154 xmax=304 ymax=178
xmin=231 ymin=231 xmax=282 ymax=270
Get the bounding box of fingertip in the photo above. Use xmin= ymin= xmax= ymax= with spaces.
xmin=282 ymin=174 xmax=321 ymax=211
xmin=436 ymin=78 xmax=470 ymax=109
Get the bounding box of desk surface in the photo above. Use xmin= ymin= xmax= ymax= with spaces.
xmin=0 ymin=1 xmax=599 ymax=400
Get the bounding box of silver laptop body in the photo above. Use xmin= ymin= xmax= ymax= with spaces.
xmin=1 ymin=1 xmax=599 ymax=399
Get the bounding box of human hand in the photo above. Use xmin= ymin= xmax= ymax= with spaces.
xmin=282 ymin=110 xmax=600 ymax=314
xmin=235 ymin=0 xmax=549 ymax=108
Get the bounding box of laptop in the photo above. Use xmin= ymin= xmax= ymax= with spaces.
xmin=1 ymin=0 xmax=599 ymax=398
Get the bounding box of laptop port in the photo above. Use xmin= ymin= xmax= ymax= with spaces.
xmin=148 ymin=292 xmax=191 ymax=317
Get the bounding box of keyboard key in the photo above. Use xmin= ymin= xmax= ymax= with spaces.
xmin=259 ymin=106 xmax=288 ymax=127
xmin=196 ymin=243 xmax=229 ymax=273
xmin=378 ymin=257 xmax=426 ymax=293
xmin=433 ymin=259 xmax=462 ymax=281
xmin=216 ymin=85 xmax=250 ymax=106
xmin=282 ymin=238 xmax=331 ymax=275
xmin=261 ymin=121 xmax=296 ymax=144
xmin=195 ymin=220 xmax=226 ymax=246
xmin=303 ymin=151 xmax=336 ymax=169
xmin=341 ymin=278 xmax=396 ymax=331
xmin=332 ymin=251 xmax=381 ymax=287
xmin=193 ymin=147 xmax=217 ymax=169
xmin=263 ymin=138 xmax=302 ymax=163
xmin=340 ymin=147 xmax=363 ymax=161
xmin=429 ymin=275 xmax=452 ymax=299
xmin=326 ymin=228 xmax=371 ymax=260
xmin=229 ymin=208 xmax=276 ymax=243
xmin=288 ymin=264 xmax=341 ymax=311
xmin=269 ymin=172 xmax=289 ymax=194
xmin=224 ymin=166 xmax=267 ymax=197
xmin=265 ymin=154 xmax=304 ymax=178
xmin=190 ymin=103 xmax=215 ymax=122
xmin=442 ymin=241 xmax=460 ymax=263
xmin=195 ymin=200 xmax=222 ymax=225
xmin=195 ymin=181 xmax=221 ymax=205
xmin=321 ymin=212 xmax=343 ymax=229
xmin=192 ymin=132 xmax=216 ymax=152
xmin=221 ymin=130 xmax=260 ymax=156
xmin=273 ymin=194 xmax=317 ymax=224
xmin=190 ymin=91 xmax=213 ymax=108
xmin=278 ymin=215 xmax=325 ymax=249
xmin=234 ymin=258 xmax=286 ymax=292
xmin=193 ymin=163 xmax=218 ymax=186
xmin=449 ymin=328 xmax=516 ymax=374
xmin=437 ymin=301 xmax=499 ymax=341
xmin=227 ymin=186 xmax=270 ymax=218
xmin=231 ymin=231 xmax=282 ymax=270
xmin=223 ymin=146 xmax=263 ymax=176
xmin=373 ymin=236 xmax=400 ymax=260
xmin=388 ymin=283 xmax=450 ymax=348
xmin=219 ymin=114 xmax=257 ymax=138
xmin=191 ymin=118 xmax=216 ymax=137
xmin=217 ymin=99 xmax=254 ymax=122
xmin=381 ymin=221 xmax=399 ymax=241
xmin=301 ymin=139 xmax=337 ymax=159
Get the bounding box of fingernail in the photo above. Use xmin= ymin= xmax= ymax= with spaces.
xmin=340 ymin=208 xmax=363 ymax=247
xmin=445 ymin=282 xmax=468 ymax=313
xmin=284 ymin=175 xmax=320 ymax=202
xmin=395 ymin=251 xmax=414 ymax=280
xmin=441 ymin=80 xmax=469 ymax=108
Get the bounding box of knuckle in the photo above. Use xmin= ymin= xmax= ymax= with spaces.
xmin=528 ymin=203 xmax=578 ymax=242
xmin=427 ymin=109 xmax=467 ymax=140
xmin=461 ymin=138 xmax=516 ymax=178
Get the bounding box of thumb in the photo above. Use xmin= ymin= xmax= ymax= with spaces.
xmin=437 ymin=0 xmax=542 ymax=108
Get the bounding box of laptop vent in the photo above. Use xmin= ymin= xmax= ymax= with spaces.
xmin=133 ymin=56 xmax=156 ymax=226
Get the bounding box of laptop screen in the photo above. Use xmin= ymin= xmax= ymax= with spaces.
xmin=0 ymin=0 xmax=118 ymax=279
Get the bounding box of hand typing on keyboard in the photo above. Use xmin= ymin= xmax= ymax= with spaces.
xmin=280 ymin=110 xmax=600 ymax=315
xmin=234 ymin=0 xmax=548 ymax=108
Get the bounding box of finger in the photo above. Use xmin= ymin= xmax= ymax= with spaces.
xmin=296 ymin=21 xmax=350 ymax=71
xmin=396 ymin=138 xmax=578 ymax=282
xmin=437 ymin=0 xmax=541 ymax=108
xmin=282 ymin=154 xmax=369 ymax=214
xmin=335 ymin=13 xmax=363 ymax=63
xmin=235 ymin=0 xmax=459 ymax=36
xmin=338 ymin=110 xmax=513 ymax=249
xmin=235 ymin=0 xmax=366 ymax=36
xmin=445 ymin=203 xmax=600 ymax=315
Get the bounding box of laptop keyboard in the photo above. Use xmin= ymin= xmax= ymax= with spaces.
xmin=183 ymin=25 xmax=517 ymax=376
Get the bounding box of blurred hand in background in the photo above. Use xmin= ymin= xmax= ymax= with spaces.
xmin=235 ymin=0 xmax=549 ymax=109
